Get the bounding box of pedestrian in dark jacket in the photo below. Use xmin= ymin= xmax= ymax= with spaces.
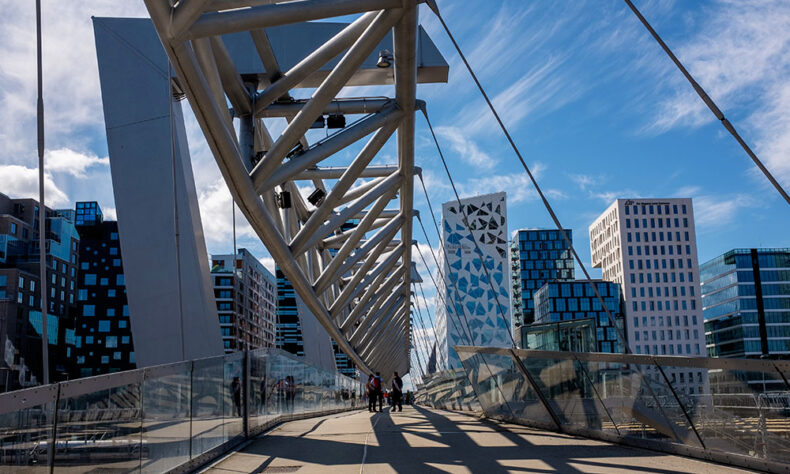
xmin=391 ymin=372 xmax=403 ymax=412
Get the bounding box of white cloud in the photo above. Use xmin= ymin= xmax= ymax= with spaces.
xmin=693 ymin=194 xmax=761 ymax=229
xmin=648 ymin=0 xmax=790 ymax=186
xmin=45 ymin=148 xmax=109 ymax=178
xmin=570 ymin=173 xmax=595 ymax=191
xmin=258 ymin=257 xmax=276 ymax=273
xmin=0 ymin=164 xmax=70 ymax=206
xmin=197 ymin=177 xmax=257 ymax=248
xmin=102 ymin=206 xmax=117 ymax=221
xmin=457 ymin=163 xmax=564 ymax=205
xmin=0 ymin=1 xmax=148 ymax=164
xmin=434 ymin=126 xmax=497 ymax=169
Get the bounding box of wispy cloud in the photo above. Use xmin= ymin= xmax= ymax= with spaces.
xmin=646 ymin=0 xmax=790 ymax=186
xmin=434 ymin=126 xmax=497 ymax=169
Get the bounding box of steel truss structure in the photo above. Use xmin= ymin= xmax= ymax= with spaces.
xmin=144 ymin=0 xmax=446 ymax=376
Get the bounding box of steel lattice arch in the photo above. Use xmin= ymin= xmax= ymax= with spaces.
xmin=143 ymin=0 xmax=448 ymax=375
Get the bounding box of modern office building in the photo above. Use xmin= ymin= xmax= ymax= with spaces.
xmin=71 ymin=202 xmax=135 ymax=376
xmin=275 ymin=266 xmax=337 ymax=371
xmin=510 ymin=228 xmax=574 ymax=347
xmin=276 ymin=266 xmax=303 ymax=357
xmin=528 ymin=280 xmax=624 ymax=353
xmin=590 ymin=198 xmax=706 ymax=394
xmin=211 ymin=249 xmax=277 ymax=353
xmin=702 ymin=248 xmax=790 ymax=359
xmin=434 ymin=192 xmax=511 ymax=370
xmin=0 ymin=193 xmax=80 ymax=389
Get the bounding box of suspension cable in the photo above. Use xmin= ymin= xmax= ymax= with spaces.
xmin=419 ymin=112 xmax=516 ymax=348
xmin=413 ymin=243 xmax=514 ymax=416
xmin=415 ymin=279 xmax=446 ymax=369
xmin=623 ymin=0 xmax=790 ymax=207
xmin=411 ymin=281 xmax=446 ymax=370
xmin=409 ymin=284 xmax=439 ymax=371
xmin=427 ymin=13 xmax=629 ymax=352
xmin=429 ymin=7 xmax=690 ymax=434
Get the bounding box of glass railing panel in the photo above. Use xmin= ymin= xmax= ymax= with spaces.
xmin=53 ymin=373 xmax=143 ymax=472
xmin=659 ymin=361 xmax=790 ymax=463
xmin=0 ymin=385 xmax=57 ymax=472
xmin=267 ymin=352 xmax=297 ymax=416
xmin=141 ymin=361 xmax=191 ymax=474
xmin=222 ymin=352 xmax=244 ymax=443
xmin=515 ymin=356 xmax=593 ymax=429
xmin=626 ymin=362 xmax=700 ymax=445
xmin=457 ymin=349 xmax=517 ymax=420
xmin=191 ymin=356 xmax=225 ymax=456
xmin=303 ymin=365 xmax=320 ymax=415
xmin=574 ymin=359 xmax=646 ymax=437
xmin=248 ymin=349 xmax=274 ymax=432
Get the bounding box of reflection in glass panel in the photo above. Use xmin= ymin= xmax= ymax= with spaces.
xmin=142 ymin=364 xmax=191 ymax=473
xmin=0 ymin=402 xmax=54 ymax=472
xmin=191 ymin=358 xmax=224 ymax=456
xmin=54 ymin=382 xmax=142 ymax=472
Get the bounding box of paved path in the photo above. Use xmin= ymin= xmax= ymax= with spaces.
xmin=203 ymin=405 xmax=753 ymax=473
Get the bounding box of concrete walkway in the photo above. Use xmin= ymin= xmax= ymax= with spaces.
xmin=203 ymin=405 xmax=753 ymax=473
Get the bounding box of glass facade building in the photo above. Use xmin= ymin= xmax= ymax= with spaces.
xmin=702 ymin=248 xmax=790 ymax=359
xmin=275 ymin=266 xmax=304 ymax=357
xmin=0 ymin=193 xmax=80 ymax=390
xmin=72 ymin=202 xmax=134 ymax=377
xmin=510 ymin=229 xmax=574 ymax=346
xmin=532 ymin=280 xmax=624 ymax=353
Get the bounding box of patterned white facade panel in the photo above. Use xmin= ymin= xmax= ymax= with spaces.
xmin=435 ymin=192 xmax=511 ymax=370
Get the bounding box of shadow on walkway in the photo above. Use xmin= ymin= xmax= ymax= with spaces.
xmin=205 ymin=405 xmax=750 ymax=473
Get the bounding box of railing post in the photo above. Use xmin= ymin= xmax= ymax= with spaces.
xmin=48 ymin=383 xmax=60 ymax=474
xmin=243 ymin=349 xmax=250 ymax=439
xmin=508 ymin=349 xmax=564 ymax=432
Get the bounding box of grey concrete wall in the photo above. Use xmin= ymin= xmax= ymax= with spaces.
xmin=93 ymin=17 xmax=222 ymax=366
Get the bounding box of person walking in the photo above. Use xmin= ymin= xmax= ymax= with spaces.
xmin=391 ymin=371 xmax=403 ymax=412
xmin=367 ymin=374 xmax=376 ymax=412
xmin=231 ymin=376 xmax=242 ymax=417
xmin=373 ymin=372 xmax=384 ymax=412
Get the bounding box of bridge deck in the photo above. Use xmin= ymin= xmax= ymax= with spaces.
xmin=202 ymin=406 xmax=752 ymax=473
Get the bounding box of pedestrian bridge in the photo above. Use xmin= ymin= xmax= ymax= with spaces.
xmin=2 ymin=346 xmax=789 ymax=473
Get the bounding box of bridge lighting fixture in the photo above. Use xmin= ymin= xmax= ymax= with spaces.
xmin=377 ymin=49 xmax=393 ymax=68
xmin=307 ymin=188 xmax=326 ymax=207
xmin=326 ymin=114 xmax=346 ymax=129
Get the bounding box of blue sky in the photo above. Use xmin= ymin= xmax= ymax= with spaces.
xmin=2 ymin=1 xmax=790 ymax=381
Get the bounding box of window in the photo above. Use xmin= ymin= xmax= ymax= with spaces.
xmin=98 ymin=320 xmax=111 ymax=332
xmin=107 ymin=308 xmax=115 ymax=317
xmin=100 ymin=278 xmax=109 ymax=286
xmin=10 ymin=223 xmax=16 ymax=235
xmin=123 ymin=305 xmax=129 ymax=316
xmin=109 ymin=247 xmax=118 ymax=256
xmin=85 ymin=274 xmax=97 ymax=285
xmin=110 ymin=232 xmax=118 ymax=240
xmin=113 ymin=259 xmax=121 ymax=267
xmin=116 ymin=274 xmax=125 ymax=286
xmin=108 ymin=289 xmax=116 ymax=297
xmin=83 ymin=305 xmax=95 ymax=316
xmin=106 ymin=336 xmax=118 ymax=348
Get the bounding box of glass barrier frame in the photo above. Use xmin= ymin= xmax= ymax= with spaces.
xmin=0 ymin=348 xmax=364 ymax=474
xmin=450 ymin=345 xmax=790 ymax=474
